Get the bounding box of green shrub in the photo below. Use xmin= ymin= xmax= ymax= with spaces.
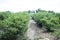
xmin=0 ymin=12 xmax=11 ymax=20
xmin=51 ymin=30 xmax=60 ymax=40
xmin=32 ymin=12 xmax=60 ymax=31
xmin=0 ymin=12 xmax=29 ymax=40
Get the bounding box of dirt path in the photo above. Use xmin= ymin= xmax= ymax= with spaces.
xmin=27 ymin=18 xmax=56 ymax=40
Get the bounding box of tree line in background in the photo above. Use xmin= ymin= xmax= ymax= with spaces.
xmin=28 ymin=8 xmax=57 ymax=13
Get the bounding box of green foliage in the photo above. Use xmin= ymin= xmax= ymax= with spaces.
xmin=0 ymin=12 xmax=29 ymax=40
xmin=32 ymin=12 xmax=60 ymax=31
xmin=0 ymin=11 xmax=11 ymax=20
xmin=51 ymin=30 xmax=60 ymax=40
xmin=32 ymin=11 xmax=60 ymax=40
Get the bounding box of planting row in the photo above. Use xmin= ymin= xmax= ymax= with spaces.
xmin=0 ymin=11 xmax=30 ymax=40
xmin=32 ymin=11 xmax=60 ymax=40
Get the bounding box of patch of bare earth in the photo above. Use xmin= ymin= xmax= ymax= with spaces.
xmin=26 ymin=19 xmax=56 ymax=40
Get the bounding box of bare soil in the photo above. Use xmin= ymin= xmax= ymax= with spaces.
xmin=26 ymin=19 xmax=56 ymax=40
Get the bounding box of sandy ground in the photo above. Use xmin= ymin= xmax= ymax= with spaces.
xmin=27 ymin=19 xmax=56 ymax=40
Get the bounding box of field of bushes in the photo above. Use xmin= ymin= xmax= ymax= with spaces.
xmin=0 ymin=11 xmax=30 ymax=40
xmin=32 ymin=11 xmax=60 ymax=40
xmin=0 ymin=10 xmax=60 ymax=40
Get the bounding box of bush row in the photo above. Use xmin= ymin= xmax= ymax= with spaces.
xmin=32 ymin=12 xmax=60 ymax=40
xmin=0 ymin=12 xmax=29 ymax=40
